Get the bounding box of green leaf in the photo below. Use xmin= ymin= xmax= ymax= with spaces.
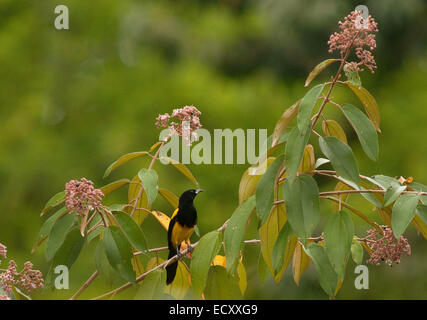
xmin=103 ymin=226 xmax=136 ymax=283
xmin=322 ymin=119 xmax=348 ymax=144
xmin=46 ymin=213 xmax=75 ymax=261
xmin=258 ymin=204 xmax=288 ymax=283
xmin=297 ymin=84 xmax=325 ymax=132
xmin=285 ymin=125 xmax=311 ymax=183
xmin=204 ymin=266 xmax=243 ymax=300
xmin=283 ymin=174 xmax=320 ymax=242
xmin=319 ymin=136 xmax=360 ymax=188
xmin=33 ymin=207 xmax=68 ymax=253
xmin=135 ymin=269 xmax=166 ymax=300
xmin=40 ymin=191 xmax=65 ymax=216
xmin=391 ymin=193 xmax=420 ymax=238
xmin=305 ymin=243 xmax=338 ymax=297
xmin=49 ymin=227 xmax=85 ymax=281
xmin=126 ymin=175 xmax=149 ymax=225
xmin=409 ymin=182 xmax=427 ymax=205
xmin=224 ymin=195 xmax=256 ymax=274
xmin=305 ymin=59 xmax=340 ymax=87
xmin=256 ymin=155 xmax=284 ymax=225
xmin=315 ymin=158 xmax=330 ymax=168
xmin=190 ymin=230 xmax=222 ymax=298
xmin=103 ymin=151 xmax=150 ymax=178
xmin=95 ymin=241 xmax=120 ymax=287
xmin=137 ymin=168 xmax=158 ymax=205
xmin=344 ymin=81 xmax=381 ymax=132
xmin=238 ymin=158 xmax=274 ymax=203
xmin=372 ymin=175 xmax=401 ymax=189
xmin=165 ymin=261 xmax=191 ymax=299
xmin=417 ymin=205 xmax=427 ymax=225
xmin=341 ymin=103 xmax=379 ymax=161
xmin=383 ymin=185 xmax=407 ymax=208
xmin=272 ymin=223 xmax=293 ymax=275
xmin=272 ymin=100 xmax=300 ymax=147
xmin=158 ymin=188 xmax=179 ymax=208
xmin=159 ymin=156 xmax=198 ymax=186
xmin=324 ymin=211 xmax=354 ymax=279
xmin=114 ymin=211 xmax=148 ymax=252
xmin=351 ymin=237 xmax=364 ymax=265
xmin=100 ymin=179 xmax=130 ymax=196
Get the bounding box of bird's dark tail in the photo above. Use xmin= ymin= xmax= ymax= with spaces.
xmin=166 ymin=250 xmax=178 ymax=285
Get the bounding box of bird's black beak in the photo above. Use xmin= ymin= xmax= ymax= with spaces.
xmin=195 ymin=189 xmax=204 ymax=194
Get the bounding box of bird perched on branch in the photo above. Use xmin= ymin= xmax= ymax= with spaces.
xmin=166 ymin=189 xmax=203 ymax=285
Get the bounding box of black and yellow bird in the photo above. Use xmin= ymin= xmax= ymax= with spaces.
xmin=166 ymin=189 xmax=203 ymax=285
xmin=166 ymin=189 xmax=203 ymax=284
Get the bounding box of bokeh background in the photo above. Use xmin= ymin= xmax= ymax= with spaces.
xmin=0 ymin=0 xmax=426 ymax=299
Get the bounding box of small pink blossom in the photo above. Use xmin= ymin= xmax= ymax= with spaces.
xmin=0 ymin=243 xmax=6 ymax=260
xmin=328 ymin=10 xmax=378 ymax=73
xmin=366 ymin=225 xmax=411 ymax=266
xmin=65 ymin=178 xmax=104 ymax=216
xmin=0 ymin=295 xmax=11 ymax=300
xmin=0 ymin=260 xmax=44 ymax=295
xmin=155 ymin=105 xmax=202 ymax=146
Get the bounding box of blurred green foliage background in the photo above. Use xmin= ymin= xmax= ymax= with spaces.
xmin=0 ymin=0 xmax=426 ymax=299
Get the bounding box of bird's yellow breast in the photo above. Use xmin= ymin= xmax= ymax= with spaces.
xmin=171 ymin=221 xmax=194 ymax=248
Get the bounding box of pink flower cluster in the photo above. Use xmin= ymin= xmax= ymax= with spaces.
xmin=0 ymin=295 xmax=11 ymax=300
xmin=65 ymin=178 xmax=104 ymax=216
xmin=155 ymin=105 xmax=202 ymax=146
xmin=328 ymin=10 xmax=378 ymax=73
xmin=0 ymin=260 xmax=44 ymax=296
xmin=0 ymin=243 xmax=6 ymax=260
xmin=366 ymin=226 xmax=411 ymax=266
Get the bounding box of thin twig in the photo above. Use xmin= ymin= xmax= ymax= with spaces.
xmin=69 ymin=271 xmax=99 ymax=300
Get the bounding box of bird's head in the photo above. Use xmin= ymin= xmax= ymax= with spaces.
xmin=179 ymin=189 xmax=203 ymax=206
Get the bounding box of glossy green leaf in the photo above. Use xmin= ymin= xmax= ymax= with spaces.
xmin=103 ymin=226 xmax=136 ymax=283
xmin=272 ymin=223 xmax=293 ymax=275
xmin=159 ymin=156 xmax=198 ymax=186
xmin=114 ymin=211 xmax=148 ymax=252
xmin=256 ymin=155 xmax=284 ymax=225
xmin=297 ymin=84 xmax=325 ymax=132
xmin=305 ymin=59 xmax=340 ymax=87
xmin=324 ymin=211 xmax=354 ymax=279
xmin=285 ymin=125 xmax=311 ymax=183
xmin=137 ymin=168 xmax=158 ymax=205
xmin=344 ymin=81 xmax=381 ymax=132
xmin=225 ymin=195 xmax=256 ymax=274
xmin=305 ymin=243 xmax=338 ymax=297
xmin=33 ymin=207 xmax=68 ymax=253
xmin=283 ymin=174 xmax=320 ymax=242
xmin=158 ymin=188 xmax=179 ymax=208
xmin=190 ymin=230 xmax=222 ymax=298
xmin=319 ymin=136 xmax=360 ymax=188
xmin=391 ymin=193 xmax=420 ymax=238
xmin=272 ymin=100 xmax=300 ymax=147
xmin=341 ymin=103 xmax=379 ymax=161
xmin=258 ymin=203 xmax=288 ymax=283
xmin=322 ymin=119 xmax=348 ymax=144
xmin=46 ymin=213 xmax=75 ymax=261
xmin=95 ymin=241 xmax=120 ymax=287
xmin=351 ymin=237 xmax=364 ymax=265
xmin=40 ymin=191 xmax=65 ymax=216
xmin=100 ymin=179 xmax=130 ymax=196
xmin=383 ymin=185 xmax=407 ymax=208
xmin=50 ymin=227 xmax=85 ymax=279
xmin=135 ymin=269 xmax=166 ymax=300
xmin=126 ymin=175 xmax=149 ymax=225
xmin=103 ymin=151 xmax=150 ymax=178
xmin=204 ymin=266 xmax=243 ymax=300
xmin=409 ymin=182 xmax=427 ymax=205
xmin=416 ymin=205 xmax=427 ymax=225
